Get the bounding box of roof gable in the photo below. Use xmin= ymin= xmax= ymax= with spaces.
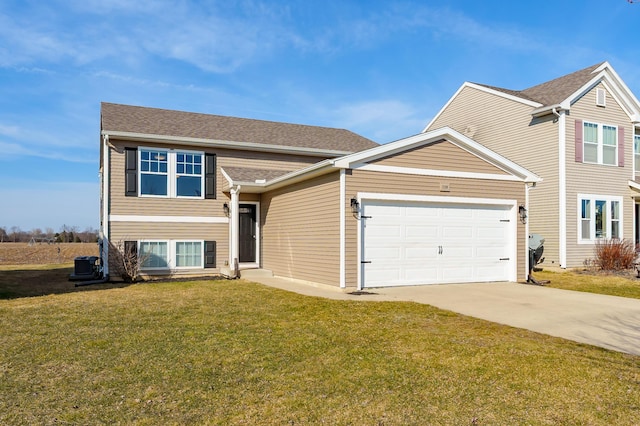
xmin=335 ymin=127 xmax=541 ymax=183
xmin=100 ymin=102 xmax=378 ymax=155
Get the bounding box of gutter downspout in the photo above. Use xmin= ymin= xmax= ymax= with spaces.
xmin=553 ymin=107 xmax=568 ymax=269
xmin=100 ymin=134 xmax=110 ymax=279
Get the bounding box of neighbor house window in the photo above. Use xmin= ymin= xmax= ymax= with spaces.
xmin=579 ymin=195 xmax=622 ymax=242
xmin=635 ymin=133 xmax=640 ymax=171
xmin=140 ymin=241 xmax=169 ymax=268
xmin=583 ymin=121 xmax=617 ymax=166
xmin=140 ymin=150 xmax=168 ymax=196
xmin=176 ymin=152 xmax=203 ymax=197
xmin=175 ymin=241 xmax=203 ymax=268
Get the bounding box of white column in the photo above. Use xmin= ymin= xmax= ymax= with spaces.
xmin=229 ymin=185 xmax=241 ymax=274
xmin=101 ymin=134 xmax=110 ymax=276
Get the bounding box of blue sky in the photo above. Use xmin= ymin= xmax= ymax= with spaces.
xmin=1 ymin=0 xmax=638 ymax=232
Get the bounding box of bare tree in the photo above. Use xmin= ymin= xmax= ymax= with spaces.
xmin=9 ymin=226 xmax=20 ymax=243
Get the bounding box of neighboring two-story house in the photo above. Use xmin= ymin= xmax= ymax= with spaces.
xmin=99 ymin=103 xmax=539 ymax=289
xmin=425 ymin=62 xmax=640 ymax=269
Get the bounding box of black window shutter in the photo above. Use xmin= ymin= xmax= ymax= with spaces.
xmin=125 ymin=148 xmax=138 ymax=197
xmin=204 ymin=241 xmax=216 ymax=268
xmin=205 ymin=153 xmax=216 ymax=199
xmin=124 ymin=240 xmax=137 ymax=258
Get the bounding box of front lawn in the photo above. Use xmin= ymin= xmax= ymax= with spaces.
xmin=537 ymin=269 xmax=640 ymax=299
xmin=1 ymin=273 xmax=639 ymax=424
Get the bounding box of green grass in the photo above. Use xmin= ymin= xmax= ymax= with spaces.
xmin=1 ymin=270 xmax=640 ymax=425
xmin=537 ymin=269 xmax=640 ymax=299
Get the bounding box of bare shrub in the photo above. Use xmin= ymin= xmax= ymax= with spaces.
xmin=594 ymin=239 xmax=637 ymax=271
xmin=111 ymin=240 xmax=150 ymax=282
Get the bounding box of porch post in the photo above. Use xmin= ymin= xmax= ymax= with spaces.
xmin=229 ymin=185 xmax=241 ymax=275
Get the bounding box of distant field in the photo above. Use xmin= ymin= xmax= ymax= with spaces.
xmin=0 ymin=242 xmax=99 ymax=265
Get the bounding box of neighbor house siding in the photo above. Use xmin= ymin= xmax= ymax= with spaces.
xmin=565 ymin=83 xmax=635 ymax=267
xmin=344 ymin=169 xmax=527 ymax=288
xmin=428 ymin=86 xmax=561 ymax=267
xmin=261 ymin=172 xmax=341 ymax=286
xmin=371 ymin=140 xmax=511 ymax=175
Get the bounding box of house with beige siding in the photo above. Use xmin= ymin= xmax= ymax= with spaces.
xmin=425 ymin=62 xmax=640 ymax=269
xmin=100 ymin=103 xmax=539 ymax=289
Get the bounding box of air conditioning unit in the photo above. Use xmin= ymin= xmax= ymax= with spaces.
xmin=69 ymin=256 xmax=100 ymax=281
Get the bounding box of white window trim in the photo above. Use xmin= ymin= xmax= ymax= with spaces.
xmin=139 ymin=239 xmax=205 ymax=270
xmin=577 ymin=194 xmax=623 ymax=244
xmin=582 ymin=121 xmax=618 ymax=166
xmin=138 ymin=147 xmax=205 ymax=199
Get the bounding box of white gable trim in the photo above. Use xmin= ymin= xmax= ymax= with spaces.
xmin=563 ymin=64 xmax=640 ymax=121
xmin=423 ymin=82 xmax=542 ymax=132
xmin=335 ymin=127 xmax=541 ymax=184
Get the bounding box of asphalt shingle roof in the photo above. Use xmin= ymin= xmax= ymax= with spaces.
xmin=473 ymin=62 xmax=605 ymax=107
xmin=101 ymin=102 xmax=378 ymax=153
xmin=222 ymin=167 xmax=294 ymax=183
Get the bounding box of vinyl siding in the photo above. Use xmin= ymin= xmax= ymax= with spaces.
xmin=109 ymin=139 xmax=321 ymax=217
xmin=108 ymin=221 xmax=228 ymax=278
xmin=565 ymin=83 xmax=635 ymax=267
xmin=428 ymin=86 xmax=560 ymax=267
xmin=371 ymin=140 xmax=510 ymax=175
xmin=261 ymin=172 xmax=341 ymax=286
xmin=344 ymin=169 xmax=527 ymax=288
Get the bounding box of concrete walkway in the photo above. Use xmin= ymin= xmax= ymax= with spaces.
xmin=242 ymin=272 xmax=640 ymax=356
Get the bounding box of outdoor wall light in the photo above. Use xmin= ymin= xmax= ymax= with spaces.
xmin=223 ymin=202 xmax=230 ymax=217
xmin=519 ymin=204 xmax=528 ymax=224
xmin=350 ymin=197 xmax=359 ymax=214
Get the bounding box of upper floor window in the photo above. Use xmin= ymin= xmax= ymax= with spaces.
xmin=140 ymin=150 xmax=168 ymax=196
xmin=176 ymin=153 xmax=203 ymax=197
xmin=583 ymin=121 xmax=617 ymax=166
xmin=136 ymin=148 xmax=204 ymax=198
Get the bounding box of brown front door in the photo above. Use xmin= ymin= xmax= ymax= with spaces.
xmin=239 ymin=204 xmax=256 ymax=263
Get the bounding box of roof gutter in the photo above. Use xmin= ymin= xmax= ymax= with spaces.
xmin=531 ymin=103 xmax=568 ymax=118
xmin=100 ymin=130 xmax=354 ymax=158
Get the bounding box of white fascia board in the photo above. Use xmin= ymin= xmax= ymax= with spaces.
xmin=336 ymin=127 xmax=542 ymax=184
xmin=422 ymin=82 xmax=542 ymax=132
xmin=100 ymin=130 xmax=352 ymax=158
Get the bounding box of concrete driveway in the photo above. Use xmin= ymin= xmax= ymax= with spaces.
xmin=244 ymin=272 xmax=640 ymax=356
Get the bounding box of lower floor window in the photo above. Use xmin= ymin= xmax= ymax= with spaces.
xmin=140 ymin=241 xmax=168 ymax=268
xmin=176 ymin=241 xmax=202 ymax=267
xmin=139 ymin=240 xmax=204 ymax=269
xmin=579 ymin=195 xmax=622 ymax=242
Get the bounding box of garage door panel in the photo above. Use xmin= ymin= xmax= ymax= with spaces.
xmin=362 ymin=200 xmax=514 ymax=288
xmin=405 ymin=225 xmax=439 ymax=238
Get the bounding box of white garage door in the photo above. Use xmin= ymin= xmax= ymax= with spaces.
xmin=361 ymin=200 xmax=514 ymax=287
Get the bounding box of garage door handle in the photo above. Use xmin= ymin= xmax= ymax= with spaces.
xmin=499 ymin=258 xmax=510 ymax=261
xmin=361 ymin=260 xmax=372 ymax=264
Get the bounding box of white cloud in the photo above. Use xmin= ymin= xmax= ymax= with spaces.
xmin=331 ymin=100 xmax=425 ymax=143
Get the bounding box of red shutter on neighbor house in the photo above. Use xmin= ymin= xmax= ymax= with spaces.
xmin=618 ymin=127 xmax=625 ymax=167
xmin=575 ymin=119 xmax=583 ymax=163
